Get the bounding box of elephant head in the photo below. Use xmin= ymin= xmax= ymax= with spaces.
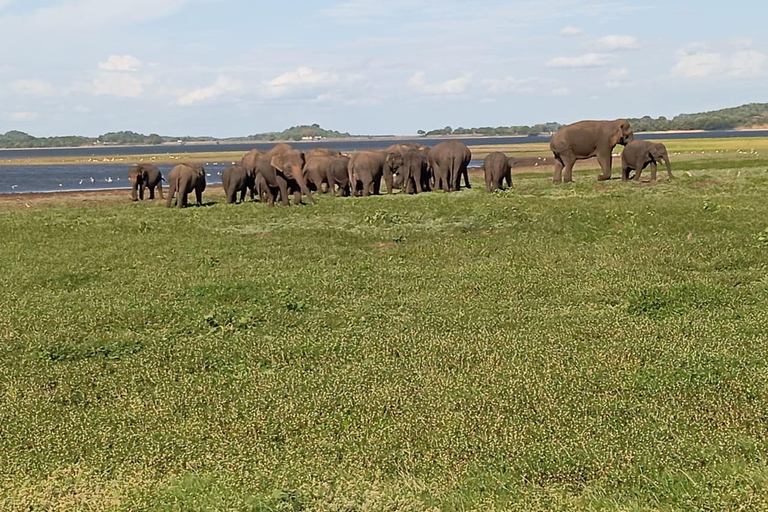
xmin=128 ymin=165 xmax=148 ymax=201
xmin=270 ymin=149 xmax=315 ymax=204
xmin=385 ymin=151 xmax=404 ymax=175
xmin=610 ymin=119 xmax=634 ymax=147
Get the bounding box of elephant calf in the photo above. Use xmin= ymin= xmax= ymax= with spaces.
xmin=166 ymin=163 xmax=206 ymax=208
xmin=128 ymin=163 xmax=164 ymax=201
xmin=482 ymin=152 xmax=513 ymax=193
xmin=621 ymin=140 xmax=673 ymax=182
xmin=221 ymin=164 xmax=251 ymax=204
xmin=401 ymin=148 xmax=430 ymax=194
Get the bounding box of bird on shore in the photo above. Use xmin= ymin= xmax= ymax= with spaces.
xmin=11 ymin=185 xmax=18 ymax=189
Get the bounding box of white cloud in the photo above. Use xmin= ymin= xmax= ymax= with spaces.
xmin=552 ymin=87 xmax=571 ymax=96
xmin=8 ymin=112 xmax=39 ymax=121
xmin=268 ymin=67 xmax=339 ymax=89
xmin=730 ymin=50 xmax=766 ymax=77
xmin=482 ymin=76 xmax=534 ymax=94
xmin=10 ymin=79 xmax=60 ymax=97
xmin=99 ymin=55 xmax=142 ymax=72
xmin=671 ymin=49 xmax=723 ymax=78
xmin=91 ymin=73 xmax=152 ymax=98
xmin=610 ymin=67 xmax=629 ymax=77
xmin=0 ymin=0 xmax=201 ymax=34
xmin=408 ymin=72 xmax=473 ymax=96
xmin=598 ymin=35 xmax=639 ymax=51
xmin=547 ymin=53 xmax=613 ymax=68
xmin=177 ymin=75 xmax=245 ymax=106
xmin=560 ymin=26 xmax=583 ymax=37
xmin=260 ymin=67 xmax=359 ymax=100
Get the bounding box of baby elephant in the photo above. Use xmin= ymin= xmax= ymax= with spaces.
xmin=128 ymin=163 xmax=164 ymax=201
xmin=327 ymin=155 xmax=351 ymax=196
xmin=221 ymin=164 xmax=251 ymax=204
xmin=166 ymin=163 xmax=206 ymax=208
xmin=621 ymin=140 xmax=673 ymax=182
xmin=482 ymin=152 xmax=513 ymax=192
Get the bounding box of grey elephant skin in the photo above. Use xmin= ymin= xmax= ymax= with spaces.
xmin=400 ymin=148 xmax=431 ymax=194
xmin=221 ymin=164 xmax=251 ymax=204
xmin=621 ymin=140 xmax=673 ymax=182
xmin=550 ymin=119 xmax=634 ymax=183
xmin=326 ymin=155 xmax=351 ymax=196
xmin=428 ymin=140 xmax=472 ymax=192
xmin=166 ymin=163 xmax=206 ymax=208
xmin=128 ymin=163 xmax=164 ymax=201
xmin=384 ymin=143 xmax=427 ymax=194
xmin=254 ymin=143 xmax=315 ymax=206
xmin=482 ymin=152 xmax=513 ymax=192
xmin=348 ymin=150 xmax=387 ymax=196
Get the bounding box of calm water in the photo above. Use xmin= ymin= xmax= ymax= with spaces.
xmin=2 ymin=130 xmax=767 ymax=194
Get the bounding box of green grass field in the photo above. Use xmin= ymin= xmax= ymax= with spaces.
xmin=2 ymin=150 xmax=768 ymax=510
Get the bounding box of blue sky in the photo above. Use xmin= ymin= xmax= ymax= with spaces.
xmin=0 ymin=0 xmax=766 ymax=137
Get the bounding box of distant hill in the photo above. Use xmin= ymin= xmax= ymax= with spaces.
xmin=244 ymin=124 xmax=353 ymax=141
xmin=629 ymin=103 xmax=768 ymax=132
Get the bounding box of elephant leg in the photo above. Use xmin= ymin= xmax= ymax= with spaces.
xmin=633 ymin=164 xmax=643 ymax=182
xmin=226 ymin=188 xmax=236 ymax=204
xmin=148 ymin=186 xmax=155 ymax=200
xmin=276 ymin=177 xmax=290 ymax=206
xmin=553 ymin=156 xmax=564 ymax=184
xmin=179 ymin=190 xmax=187 ymax=209
xmin=139 ymin=183 xmax=146 ymax=201
xmin=131 ymin=185 xmax=139 ymax=202
xmin=373 ymin=177 xmax=381 ymax=195
xmin=484 ymin=171 xmax=492 ymax=193
xmin=597 ymin=152 xmax=612 ymax=181
xmin=157 ymin=181 xmax=164 ymax=200
xmin=650 ymin=162 xmax=658 ymax=183
xmin=414 ymin=169 xmax=423 ymax=194
xmin=165 ymin=185 xmax=175 ymax=208
xmin=563 ymin=158 xmax=576 ymax=183
xmin=361 ymin=178 xmax=372 ymax=197
xmin=463 ymin=166 xmax=471 ymax=189
xmin=195 ymin=187 xmax=203 ymax=206
xmin=239 ymin=188 xmax=246 ymax=203
xmin=505 ymin=169 xmax=513 ymax=188
xmin=383 ymin=169 xmax=394 ymax=194
xmin=621 ymin=163 xmax=630 ymax=181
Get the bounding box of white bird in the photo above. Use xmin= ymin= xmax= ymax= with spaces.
xmin=79 ymin=180 xmax=83 ymax=185
xmin=90 ymin=177 xmax=95 ymax=183
xmin=58 ymin=183 xmax=63 ymax=187
xmin=11 ymin=185 xmax=18 ymax=189
xmin=206 ymin=173 xmax=211 ymax=177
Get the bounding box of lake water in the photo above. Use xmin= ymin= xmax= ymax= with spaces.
xmin=2 ymin=131 xmax=767 ymax=194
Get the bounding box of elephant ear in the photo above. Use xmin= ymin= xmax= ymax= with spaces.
xmin=609 ymin=122 xmax=623 ymax=147
xmin=270 ymin=155 xmax=293 ymax=178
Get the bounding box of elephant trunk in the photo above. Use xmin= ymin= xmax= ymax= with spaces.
xmin=663 ymin=154 xmax=673 ymax=179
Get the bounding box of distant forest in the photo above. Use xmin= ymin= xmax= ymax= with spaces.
xmin=2 ymin=103 xmax=768 ymax=149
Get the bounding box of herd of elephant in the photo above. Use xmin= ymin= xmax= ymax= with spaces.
xmin=127 ymin=119 xmax=673 ymax=208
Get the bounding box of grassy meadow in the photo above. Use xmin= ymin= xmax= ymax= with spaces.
xmin=1 ymin=144 xmax=768 ymax=510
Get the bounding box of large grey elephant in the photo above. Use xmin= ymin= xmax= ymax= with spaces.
xmin=305 ymin=147 xmax=342 ymax=160
xmin=221 ymin=164 xmax=251 ymax=204
xmin=254 ymin=143 xmax=315 ymax=206
xmin=241 ymin=149 xmax=263 ymax=175
xmin=128 ymin=163 xmax=163 ymax=201
xmin=621 ymin=140 xmax=673 ymax=182
xmin=327 ymin=155 xmax=351 ymax=196
xmin=348 ymin=150 xmax=387 ymax=196
xmin=384 ymin=143 xmax=427 ymax=193
xmin=166 ymin=163 xmax=206 ymax=208
xmin=428 ymin=141 xmax=472 ymax=192
xmin=482 ymin=152 xmax=514 ymax=192
xmin=400 ymin=148 xmax=431 ymax=194
xmin=550 ymin=119 xmax=634 ymax=183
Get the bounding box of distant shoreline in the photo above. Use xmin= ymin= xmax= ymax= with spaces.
xmin=3 ymin=128 xmax=768 ymax=152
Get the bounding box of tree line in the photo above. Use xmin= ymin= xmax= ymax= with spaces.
xmin=2 ymin=103 xmax=768 ymax=149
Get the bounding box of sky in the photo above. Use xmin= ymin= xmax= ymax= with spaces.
xmin=0 ymin=0 xmax=766 ymax=137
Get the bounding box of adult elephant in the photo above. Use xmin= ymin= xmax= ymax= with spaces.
xmin=254 ymin=143 xmax=315 ymax=206
xmin=400 ymin=148 xmax=431 ymax=194
xmin=550 ymin=119 xmax=634 ymax=183
xmin=221 ymin=164 xmax=251 ymax=204
xmin=384 ymin=143 xmax=427 ymax=193
xmin=428 ymin=140 xmax=472 ymax=192
xmin=348 ymin=150 xmax=387 ymax=197
xmin=166 ymin=163 xmax=206 ymax=208
xmin=241 ymin=149 xmax=263 ymax=175
xmin=128 ymin=163 xmax=163 ymax=201
xmin=303 ymin=155 xmax=336 ymax=193
xmin=327 ymin=155 xmax=351 ymax=196
xmin=621 ymin=140 xmax=673 ymax=182
xmin=306 ymin=147 xmax=342 ymax=160
xmin=482 ymin=152 xmax=514 ymax=192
